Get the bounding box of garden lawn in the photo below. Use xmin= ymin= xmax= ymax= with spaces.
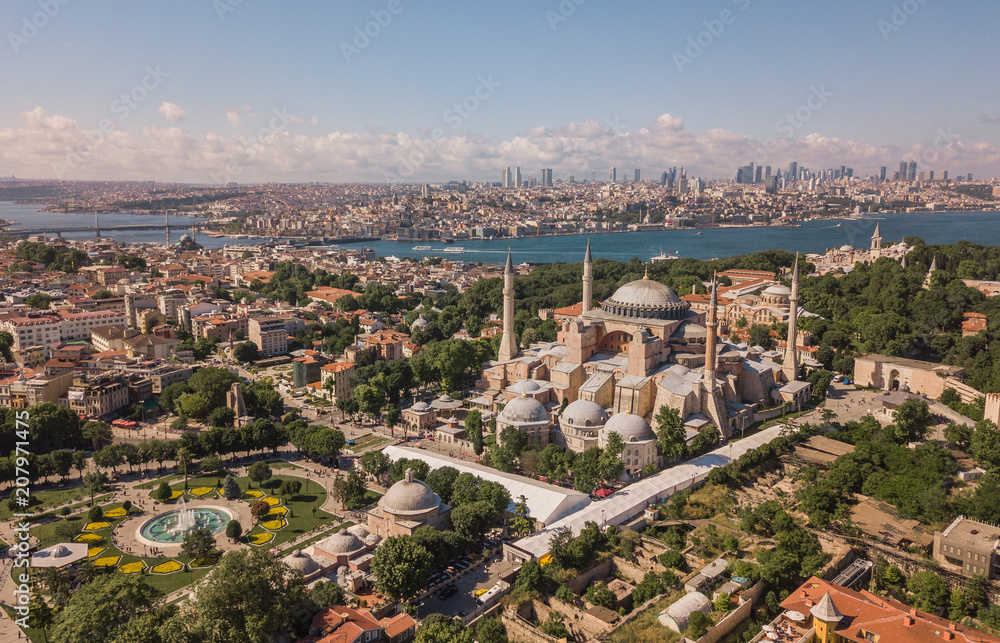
xmin=0 ymin=484 xmax=109 ymax=521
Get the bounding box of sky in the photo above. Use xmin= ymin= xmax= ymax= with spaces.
xmin=2 ymin=0 xmax=999 ymax=184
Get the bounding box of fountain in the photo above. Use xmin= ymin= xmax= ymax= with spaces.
xmin=168 ymin=497 xmax=197 ymax=536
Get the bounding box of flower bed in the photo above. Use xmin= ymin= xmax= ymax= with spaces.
xmin=261 ymin=497 xmax=281 ymax=506
xmin=87 ymin=546 xmax=107 ymax=558
xmin=151 ymin=560 xmax=183 ymax=574
xmin=189 ymin=487 xmax=215 ymax=498
xmin=248 ymin=533 xmax=274 ymax=546
xmin=74 ymin=533 xmax=103 ymax=543
xmin=94 ymin=555 xmax=121 ymax=567
xmin=84 ymin=521 xmax=111 ymax=531
xmin=103 ymin=507 xmax=128 ymax=518
xmin=190 ymin=555 xmax=218 ymax=568
xmin=119 ymin=561 xmax=146 ymax=574
xmin=260 ymin=518 xmax=287 ymax=531
xmin=243 ymin=490 xmax=264 ymax=499
xmin=270 ymin=506 xmax=288 ymax=516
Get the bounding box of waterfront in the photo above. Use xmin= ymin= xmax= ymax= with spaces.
xmin=3 ymin=201 xmax=999 ymax=261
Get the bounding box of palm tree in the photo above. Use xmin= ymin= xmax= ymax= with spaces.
xmin=74 ymin=561 xmax=99 ymax=587
xmin=176 ymin=447 xmax=193 ymax=489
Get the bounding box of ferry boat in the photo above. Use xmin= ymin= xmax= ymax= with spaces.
xmin=443 ymin=247 xmax=465 ymax=253
xmin=412 ymin=245 xmax=431 ymax=251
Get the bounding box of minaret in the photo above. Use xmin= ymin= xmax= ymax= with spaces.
xmin=703 ymin=275 xmax=719 ymax=390
xmin=901 ymin=254 xmax=908 ymax=269
xmin=870 ymin=222 xmax=882 ymax=260
xmin=498 ymin=249 xmax=517 ymax=362
xmin=924 ymin=255 xmax=937 ymax=289
xmin=782 ymin=254 xmax=800 ymax=383
xmin=582 ymin=239 xmax=593 ymax=314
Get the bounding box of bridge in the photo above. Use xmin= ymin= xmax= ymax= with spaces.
xmin=3 ymin=223 xmax=189 ymax=238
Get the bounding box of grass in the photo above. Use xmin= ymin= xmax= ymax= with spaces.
xmin=0 ymin=484 xmax=106 ymax=521
xmin=609 ymin=590 xmax=686 ymax=643
xmin=344 ymin=490 xmax=382 ymax=510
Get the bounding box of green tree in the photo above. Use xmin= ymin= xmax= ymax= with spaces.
xmin=225 ymin=520 xmax=243 ymax=543
xmin=82 ymin=420 xmax=113 ymax=451
xmin=359 ymin=450 xmax=391 ymax=484
xmin=584 ymin=582 xmax=616 ymax=609
xmin=892 ymin=398 xmax=934 ymax=442
xmin=654 ymin=405 xmax=686 ymax=463
xmin=450 ymin=501 xmax=496 ymax=541
xmin=414 ymin=614 xmax=475 ymax=643
xmin=247 ymin=461 xmax=272 ymax=489
xmin=153 ymin=481 xmax=172 ymax=502
xmin=208 ymin=406 xmax=236 ymax=428
xmin=714 ymin=592 xmax=732 ymax=613
xmin=181 ymin=527 xmax=216 ymax=561
xmin=50 ymin=574 xmax=163 ymax=643
xmin=27 ymin=591 xmax=55 ymax=641
xmin=233 ymin=341 xmax=259 ymax=363
xmin=907 ymin=571 xmax=950 ymax=613
xmin=370 ymin=535 xmax=434 ymax=601
xmin=222 ymin=475 xmax=242 ymax=500
xmin=688 ymin=610 xmax=711 ymax=638
xmin=749 ymin=324 xmax=773 ymax=349
xmin=465 ymin=409 xmax=484 ymax=456
xmin=176 ymin=392 xmax=210 ymax=419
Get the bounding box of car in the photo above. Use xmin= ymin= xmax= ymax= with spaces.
xmin=457 ymin=610 xmax=467 ymax=617
xmin=437 ymin=584 xmax=458 ymax=599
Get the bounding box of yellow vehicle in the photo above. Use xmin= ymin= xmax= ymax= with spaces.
xmin=474 ymin=588 xmax=488 ymax=598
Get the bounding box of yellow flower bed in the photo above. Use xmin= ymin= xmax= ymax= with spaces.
xmin=74 ymin=533 xmax=103 ymax=543
xmin=119 ymin=561 xmax=146 ymax=574
xmin=260 ymin=518 xmax=286 ymax=531
xmin=261 ymin=497 xmax=281 ymax=506
xmin=243 ymin=490 xmax=264 ymax=499
xmin=169 ymin=490 xmax=183 ymax=500
xmin=94 ymin=555 xmax=121 ymax=567
xmin=248 ymin=532 xmax=273 ymax=545
xmin=190 ymin=556 xmax=218 ymax=568
xmin=151 ymin=560 xmax=183 ymax=574
xmin=270 ymin=506 xmax=288 ymax=516
xmin=189 ymin=487 xmax=215 ymax=497
xmin=103 ymin=507 xmax=127 ymax=518
xmin=87 ymin=546 xmax=106 ymax=558
xmin=84 ymin=521 xmax=111 ymax=531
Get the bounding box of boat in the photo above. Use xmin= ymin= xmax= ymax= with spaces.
xmin=695 ymin=232 xmax=703 ymax=235
xmin=412 ymin=245 xmax=431 ymax=251
xmin=441 ymin=238 xmax=455 ymax=244
xmin=443 ymin=247 xmax=465 ymax=253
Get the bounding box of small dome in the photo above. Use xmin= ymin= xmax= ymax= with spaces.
xmin=346 ymin=525 xmax=370 ymax=539
xmin=379 ymin=469 xmax=442 ymax=516
xmin=601 ymin=412 xmax=655 ymax=443
xmin=411 ymin=402 xmax=430 ymax=412
xmin=762 ymin=284 xmax=791 ymax=297
xmin=411 ymin=315 xmax=429 ymax=329
xmin=53 ymin=545 xmax=72 ymax=558
xmin=561 ymin=400 xmax=609 ymax=428
xmin=499 ymin=395 xmax=549 ymax=424
xmin=839 ymin=244 xmax=852 ymax=251
xmin=508 ymin=380 xmax=541 ymax=394
xmin=364 ymin=533 xmax=382 ymax=546
xmin=439 ymin=394 xmax=455 ymax=403
xmin=319 ymin=528 xmax=365 ymax=555
xmin=283 ymin=550 xmax=320 ymax=575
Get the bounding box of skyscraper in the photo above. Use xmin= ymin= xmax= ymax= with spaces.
xmin=502 ymin=167 xmax=511 ymax=188
xmin=514 ymin=166 xmax=522 ymax=187
xmin=755 ymin=165 xmax=763 ymax=183
xmin=879 ymin=166 xmax=887 ymax=182
xmin=541 ymin=168 xmax=553 ymax=187
xmin=789 ymin=162 xmax=798 ymax=181
xmin=907 ymin=161 xmax=917 ymax=182
xmin=634 ymin=169 xmax=640 ymax=182
xmin=899 ymin=162 xmax=908 ymax=181
xmin=610 ymin=166 xmax=617 ymax=182
xmin=660 ymin=172 xmax=668 ymax=186
xmin=765 ymin=165 xmax=772 ymax=180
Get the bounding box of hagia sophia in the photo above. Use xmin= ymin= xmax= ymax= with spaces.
xmin=480 ymin=241 xmax=811 ymax=479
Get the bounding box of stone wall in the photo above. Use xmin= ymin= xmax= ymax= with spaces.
xmin=564 ymin=559 xmax=614 ymax=596
xmin=501 ymin=608 xmax=562 ymax=643
xmin=529 ymin=599 xmax=614 ymax=642
xmin=695 ymin=580 xmax=766 ymax=643
xmin=752 ymin=403 xmax=794 ymax=424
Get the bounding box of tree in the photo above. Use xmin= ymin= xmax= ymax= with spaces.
xmin=584 ymin=583 xmax=616 ymax=609
xmin=465 ymin=409 xmax=484 ymax=456
xmin=153 ymin=481 xmax=172 ymax=502
xmin=55 ymin=518 xmax=84 ymax=542
xmin=176 ymin=393 xmax=210 ymax=419
xmin=222 ymin=475 xmax=242 ymax=499
xmin=200 ymin=454 xmax=224 ymax=476
xmin=970 ymin=419 xmax=1000 ymax=475
xmin=84 ymin=470 xmax=108 ymax=505
xmin=475 ymin=616 xmax=507 ymax=643
xmin=450 ymin=501 xmax=496 ymax=541
xmin=187 ymin=367 xmax=240 ymax=408
xmin=28 ymin=591 xmax=55 ymax=641
xmin=309 ymin=580 xmax=344 ymax=610
xmin=208 ymin=406 xmax=236 ymax=428
xmin=688 ymin=610 xmax=711 ymax=638
xmin=233 ymin=341 xmax=259 ymax=363
xmin=88 ymin=505 xmax=104 ymax=522
xmin=714 ymin=591 xmax=732 ymax=613
xmin=278 ymin=479 xmax=302 ymax=500
xmin=26 ymin=293 xmax=53 ymax=309
xmin=359 ymin=450 xmax=391 ymax=483
xmin=944 ymin=421 xmax=972 ymax=449
xmin=510 ymin=495 xmax=534 ymax=537
xmin=251 ymin=500 xmax=271 ymax=521
xmin=247 ymin=461 xmax=272 ymax=489
xmin=907 ymin=571 xmax=950 ymax=613
xmin=180 ymin=548 xmax=307 ymax=643
xmin=414 ymin=614 xmax=475 ymax=643
xmin=181 ymin=527 xmax=216 ymax=561
xmin=599 ymin=431 xmax=625 ymax=482
xmin=690 ymin=424 xmax=719 ymax=455
xmin=749 ymin=324 xmax=773 ymax=349
xmin=82 ymin=420 xmax=113 ymax=451
xmin=892 ymin=398 xmax=934 ymax=443
xmin=425 ymin=466 xmax=460 ymax=505
xmin=49 ymin=574 xmax=163 ymax=643
xmin=632 ymin=571 xmax=666 ymax=606
xmin=370 ymin=535 xmax=434 ymax=601
xmin=225 ymin=520 xmax=243 ymax=543
xmin=655 ymin=405 xmax=685 ymax=463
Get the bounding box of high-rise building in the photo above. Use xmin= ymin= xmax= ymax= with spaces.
xmin=928 ymin=170 xmax=935 ymax=181
xmin=907 ymin=161 xmax=917 ymax=182
xmin=789 ymin=162 xmax=798 ymax=181
xmin=660 ymin=172 xmax=668 ymax=186
xmin=541 ymin=168 xmax=553 ymax=187
xmin=502 ymin=167 xmax=511 ymax=188
xmin=765 ymin=165 xmax=772 ymax=180
xmin=634 ymin=169 xmax=640 ymax=182
xmin=610 ymin=166 xmax=617 ymax=182
xmin=514 ymin=166 xmax=522 ymax=187
xmin=899 ymin=162 xmax=908 ymax=180
xmin=755 ymin=165 xmax=763 ymax=183
xmin=879 ymin=166 xmax=887 ymax=182
xmin=765 ymin=175 xmax=778 ymax=194
xmin=942 ymin=171 xmax=949 ymax=181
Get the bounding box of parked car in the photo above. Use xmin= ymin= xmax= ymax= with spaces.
xmin=437 ymin=584 xmax=458 ymax=599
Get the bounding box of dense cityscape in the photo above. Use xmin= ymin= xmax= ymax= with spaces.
xmin=4 ymin=2 xmax=1000 ymax=642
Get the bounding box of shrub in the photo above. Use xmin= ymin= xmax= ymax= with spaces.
xmin=87 ymin=506 xmax=103 ymax=522
xmin=658 ymin=549 xmax=687 ymax=571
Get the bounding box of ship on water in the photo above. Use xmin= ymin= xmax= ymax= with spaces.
xmin=412 ymin=245 xmax=431 ymax=251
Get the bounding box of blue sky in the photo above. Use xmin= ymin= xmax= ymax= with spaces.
xmin=2 ymin=0 xmax=999 ymax=182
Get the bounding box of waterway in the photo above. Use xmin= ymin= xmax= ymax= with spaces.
xmin=3 ymin=201 xmax=998 ymax=262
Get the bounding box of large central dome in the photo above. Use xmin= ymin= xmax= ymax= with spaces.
xmin=601 ymin=274 xmax=690 ymax=320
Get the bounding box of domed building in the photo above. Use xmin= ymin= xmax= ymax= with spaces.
xmin=367 ymin=468 xmax=450 ymax=538
xmin=556 ymin=399 xmax=609 ymax=452
xmin=598 ymin=412 xmax=658 ymax=476
xmin=495 ymin=394 xmax=551 ymax=446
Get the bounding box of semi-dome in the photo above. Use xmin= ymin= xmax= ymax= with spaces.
xmin=601 ymin=273 xmax=690 ymax=320
xmin=508 ymin=380 xmax=541 ymax=395
xmin=671 ymin=321 xmax=707 ymax=340
xmin=499 ymin=395 xmax=549 ymax=424
xmin=601 ymin=412 xmax=656 ymax=443
xmin=410 ymin=401 xmax=430 ymax=412
xmin=283 ymin=550 xmax=320 ymax=575
xmin=762 ymin=284 xmax=791 ymax=297
xmin=319 ymin=528 xmax=366 ymax=555
xmin=379 ymin=469 xmax=442 ymax=516
xmin=561 ymin=399 xmax=609 ymax=428
xmin=346 ymin=524 xmax=371 ymax=539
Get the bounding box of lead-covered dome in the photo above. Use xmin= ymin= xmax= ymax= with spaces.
xmin=601 ymin=273 xmax=690 ymax=320
xmin=283 ymin=550 xmax=320 ymax=574
xmin=601 ymin=412 xmax=656 ymax=443
xmin=318 ymin=528 xmax=366 ymax=555
xmin=561 ymin=400 xmax=609 ymax=429
xmin=499 ymin=395 xmax=549 ymax=424
xmin=379 ymin=469 xmax=442 ymax=516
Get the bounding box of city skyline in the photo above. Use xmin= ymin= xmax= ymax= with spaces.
xmin=2 ymin=0 xmax=999 ymax=183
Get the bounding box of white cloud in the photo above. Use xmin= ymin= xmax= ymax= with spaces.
xmin=1 ymin=107 xmax=998 ymax=184
xmin=157 ymin=102 xmax=187 ymax=122
xmin=226 ymin=111 xmax=241 ymax=128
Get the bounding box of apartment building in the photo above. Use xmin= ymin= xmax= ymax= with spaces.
xmin=249 ymin=316 xmax=288 ymax=357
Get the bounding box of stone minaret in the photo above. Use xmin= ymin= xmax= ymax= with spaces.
xmin=498 ymin=249 xmax=518 ymax=362
xmin=870 ymin=222 xmax=882 ymax=260
xmin=782 ymin=254 xmax=800 ymax=382
xmin=703 ymin=275 xmax=719 ymax=390
xmin=582 ymin=239 xmax=593 ymax=314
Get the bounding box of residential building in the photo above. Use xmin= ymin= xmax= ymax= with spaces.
xmin=933 ymin=516 xmax=1000 ymax=579
xmin=249 ymin=316 xmax=288 ymax=357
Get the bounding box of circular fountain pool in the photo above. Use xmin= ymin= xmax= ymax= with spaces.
xmin=136 ymin=506 xmax=233 ymax=546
